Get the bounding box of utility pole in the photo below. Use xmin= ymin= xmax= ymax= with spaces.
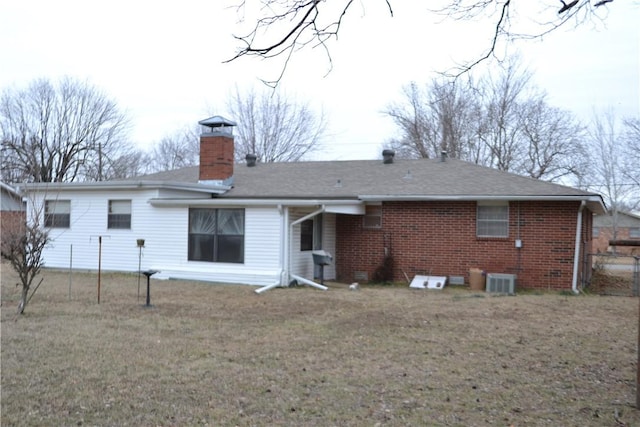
xmin=98 ymin=142 xmax=102 ymax=181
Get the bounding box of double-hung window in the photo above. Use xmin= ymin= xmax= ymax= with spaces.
xmin=188 ymin=208 xmax=244 ymax=263
xmin=44 ymin=200 xmax=71 ymax=228
xmin=477 ymin=203 xmax=509 ymax=237
xmin=108 ymin=200 xmax=132 ymax=229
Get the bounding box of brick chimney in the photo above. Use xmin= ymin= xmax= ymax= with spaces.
xmin=198 ymin=116 xmax=237 ymax=186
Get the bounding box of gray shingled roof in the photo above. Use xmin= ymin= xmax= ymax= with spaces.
xmin=137 ymin=157 xmax=600 ymax=200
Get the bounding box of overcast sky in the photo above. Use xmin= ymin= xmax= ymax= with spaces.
xmin=1 ymin=1 xmax=638 ymax=161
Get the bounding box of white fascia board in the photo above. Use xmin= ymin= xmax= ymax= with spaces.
xmin=359 ymin=194 xmax=606 ymax=214
xmin=0 ymin=181 xmax=20 ymax=196
xmin=20 ymin=181 xmax=230 ymax=195
xmin=149 ymin=198 xmax=363 ymax=210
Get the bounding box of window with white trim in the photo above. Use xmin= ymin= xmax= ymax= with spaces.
xmin=476 ymin=203 xmax=508 ymax=237
xmin=44 ymin=200 xmax=70 ymax=228
xmin=630 ymin=228 xmax=640 ymax=239
xmin=300 ymin=219 xmax=314 ymax=251
xmin=363 ymin=204 xmax=382 ymax=229
xmin=188 ymin=208 xmax=244 ymax=263
xmin=108 ymin=200 xmax=132 ymax=229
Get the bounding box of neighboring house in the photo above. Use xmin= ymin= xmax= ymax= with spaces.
xmin=1 ymin=181 xmax=25 ymax=240
xmin=593 ymin=211 xmax=640 ymax=255
xmin=20 ymin=116 xmax=605 ymax=292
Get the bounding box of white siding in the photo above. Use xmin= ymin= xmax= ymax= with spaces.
xmin=289 ymin=209 xmax=336 ymax=282
xmin=32 ymin=189 xmax=160 ymax=273
xmin=322 ymin=213 xmax=337 ymax=280
xmin=1 ymin=187 xmax=23 ymax=211
xmin=29 ymin=189 xmax=285 ymax=286
xmin=289 ymin=209 xmax=314 ymax=279
xmin=151 ymin=207 xmax=283 ymax=286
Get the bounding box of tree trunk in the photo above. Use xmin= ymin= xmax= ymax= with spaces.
xmin=17 ymin=286 xmax=28 ymax=315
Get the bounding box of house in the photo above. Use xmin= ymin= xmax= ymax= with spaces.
xmin=20 ymin=116 xmax=605 ymax=292
xmin=593 ymin=211 xmax=640 ymax=255
xmin=1 ymin=181 xmax=25 ymax=240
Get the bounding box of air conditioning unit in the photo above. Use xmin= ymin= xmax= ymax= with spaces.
xmin=486 ymin=273 xmax=516 ymax=294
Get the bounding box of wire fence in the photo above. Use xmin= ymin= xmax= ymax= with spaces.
xmin=588 ymin=254 xmax=640 ymax=296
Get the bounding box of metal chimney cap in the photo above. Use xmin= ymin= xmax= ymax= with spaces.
xmin=198 ymin=115 xmax=237 ymax=128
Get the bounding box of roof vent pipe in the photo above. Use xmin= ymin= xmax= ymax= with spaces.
xmin=440 ymin=151 xmax=448 ymax=162
xmin=382 ymin=149 xmax=395 ymax=164
xmin=246 ymin=153 xmax=257 ymax=167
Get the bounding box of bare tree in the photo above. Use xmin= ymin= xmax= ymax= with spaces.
xmin=146 ymin=126 xmax=200 ymax=173
xmin=384 ymin=79 xmax=479 ymax=159
xmin=226 ymin=86 xmax=326 ymax=163
xmin=623 ymin=117 xmax=640 ymax=191
xmin=384 ymin=57 xmax=587 ymax=182
xmin=228 ymin=1 xmax=619 ymax=85
xmin=0 ymin=77 xmax=130 ymax=183
xmin=474 ymin=59 xmax=532 ymax=172
xmin=586 ymin=109 xmax=637 ymax=214
xmin=0 ymin=200 xmax=49 ymax=315
xmin=83 ymin=144 xmax=148 ymax=180
xmin=517 ymin=98 xmax=586 ymax=181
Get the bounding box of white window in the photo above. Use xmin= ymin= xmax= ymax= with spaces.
xmin=44 ymin=200 xmax=70 ymax=228
xmin=363 ymin=204 xmax=382 ymax=229
xmin=477 ymin=203 xmax=509 ymax=237
xmin=630 ymin=228 xmax=640 ymax=239
xmin=108 ymin=200 xmax=132 ymax=229
xmin=592 ymin=227 xmax=600 ymax=238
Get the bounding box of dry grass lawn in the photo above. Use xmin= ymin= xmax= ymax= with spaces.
xmin=2 ymin=264 xmax=640 ymax=426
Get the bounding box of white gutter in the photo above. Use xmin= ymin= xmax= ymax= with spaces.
xmin=571 ymin=201 xmax=586 ymax=294
xmin=21 ymin=181 xmax=230 ymax=194
xmin=359 ymin=195 xmax=601 ymax=201
xmin=291 ymin=207 xmax=325 ymax=227
xmin=149 ymin=198 xmax=361 ymax=207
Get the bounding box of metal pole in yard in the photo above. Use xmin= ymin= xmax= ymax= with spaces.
xmin=137 ymin=245 xmax=142 ymax=302
xmin=97 ymin=236 xmax=102 ymax=304
xmin=136 ymin=239 xmax=145 ymax=302
xmin=68 ymin=244 xmax=72 ymax=301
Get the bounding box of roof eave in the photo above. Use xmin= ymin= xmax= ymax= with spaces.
xmin=19 ymin=181 xmax=230 ymax=195
xmin=358 ymin=194 xmax=607 ymax=214
xmin=149 ymin=198 xmax=362 ymax=207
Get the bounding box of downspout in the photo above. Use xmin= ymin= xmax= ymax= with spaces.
xmin=571 ymin=201 xmax=586 ymax=294
xmin=280 ymin=204 xmax=288 ymax=286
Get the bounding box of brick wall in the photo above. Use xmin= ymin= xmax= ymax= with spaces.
xmin=335 ymin=201 xmax=592 ymax=290
xmin=199 ymin=134 xmax=234 ymax=182
xmin=593 ymin=227 xmax=639 ymax=255
xmin=1 ymin=210 xmax=26 ymax=245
